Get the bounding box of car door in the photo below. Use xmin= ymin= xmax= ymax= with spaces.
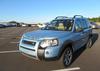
xmin=81 ymin=19 xmax=90 ymax=45
xmin=73 ymin=18 xmax=85 ymax=50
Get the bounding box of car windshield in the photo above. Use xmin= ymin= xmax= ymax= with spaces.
xmin=43 ymin=19 xmax=73 ymax=31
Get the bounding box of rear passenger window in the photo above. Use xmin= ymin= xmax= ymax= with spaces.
xmin=81 ymin=19 xmax=89 ymax=29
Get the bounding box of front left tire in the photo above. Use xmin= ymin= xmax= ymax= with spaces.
xmin=59 ymin=47 xmax=73 ymax=67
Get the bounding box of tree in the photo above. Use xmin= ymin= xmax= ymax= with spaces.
xmin=9 ymin=21 xmax=17 ymax=23
xmin=88 ymin=17 xmax=100 ymax=22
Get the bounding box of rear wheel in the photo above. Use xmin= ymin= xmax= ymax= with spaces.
xmin=85 ymin=38 xmax=92 ymax=48
xmin=59 ymin=47 xmax=73 ymax=67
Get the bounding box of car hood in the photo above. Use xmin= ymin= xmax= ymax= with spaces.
xmin=23 ymin=30 xmax=72 ymax=40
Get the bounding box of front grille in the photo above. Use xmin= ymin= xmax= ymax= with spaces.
xmin=20 ymin=46 xmax=35 ymax=51
xmin=22 ymin=40 xmax=36 ymax=46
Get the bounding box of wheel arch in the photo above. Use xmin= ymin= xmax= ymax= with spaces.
xmin=58 ymin=40 xmax=74 ymax=59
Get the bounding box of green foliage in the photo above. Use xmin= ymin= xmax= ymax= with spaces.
xmin=9 ymin=21 xmax=17 ymax=23
xmin=88 ymin=17 xmax=100 ymax=22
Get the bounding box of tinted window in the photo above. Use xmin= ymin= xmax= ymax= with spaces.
xmin=81 ymin=19 xmax=89 ymax=29
xmin=85 ymin=19 xmax=90 ymax=28
xmin=43 ymin=20 xmax=73 ymax=31
xmin=75 ymin=19 xmax=82 ymax=30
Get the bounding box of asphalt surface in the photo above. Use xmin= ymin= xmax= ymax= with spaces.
xmin=0 ymin=27 xmax=100 ymax=71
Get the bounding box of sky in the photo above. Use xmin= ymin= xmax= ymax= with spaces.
xmin=0 ymin=0 xmax=100 ymax=23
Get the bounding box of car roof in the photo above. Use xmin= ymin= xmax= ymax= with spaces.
xmin=55 ymin=16 xmax=72 ymax=20
xmin=55 ymin=17 xmax=86 ymax=21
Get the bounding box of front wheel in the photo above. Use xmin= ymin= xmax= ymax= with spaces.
xmin=59 ymin=47 xmax=73 ymax=67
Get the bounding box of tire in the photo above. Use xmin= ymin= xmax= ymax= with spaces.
xmin=85 ymin=38 xmax=92 ymax=48
xmin=59 ymin=47 xmax=73 ymax=67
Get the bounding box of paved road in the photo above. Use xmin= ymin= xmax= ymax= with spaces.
xmin=0 ymin=27 xmax=100 ymax=71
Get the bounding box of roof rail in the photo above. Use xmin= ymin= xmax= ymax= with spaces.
xmin=55 ymin=16 xmax=68 ymax=20
xmin=73 ymin=15 xmax=83 ymax=19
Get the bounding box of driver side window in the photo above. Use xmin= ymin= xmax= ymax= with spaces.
xmin=75 ymin=19 xmax=82 ymax=32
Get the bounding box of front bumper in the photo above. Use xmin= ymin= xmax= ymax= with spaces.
xmin=19 ymin=38 xmax=60 ymax=61
xmin=19 ymin=46 xmax=39 ymax=60
xmin=19 ymin=45 xmax=60 ymax=61
xmin=37 ymin=46 xmax=60 ymax=61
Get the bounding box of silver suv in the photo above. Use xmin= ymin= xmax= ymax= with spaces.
xmin=19 ymin=15 xmax=92 ymax=67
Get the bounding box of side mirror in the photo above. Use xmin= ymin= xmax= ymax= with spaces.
xmin=89 ymin=26 xmax=92 ymax=28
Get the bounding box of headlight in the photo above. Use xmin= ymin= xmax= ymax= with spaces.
xmin=40 ymin=39 xmax=58 ymax=48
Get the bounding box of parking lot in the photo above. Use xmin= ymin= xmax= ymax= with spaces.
xmin=0 ymin=27 xmax=100 ymax=71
